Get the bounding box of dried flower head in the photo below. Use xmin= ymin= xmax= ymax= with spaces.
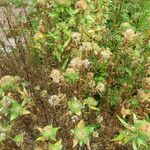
xmin=86 ymin=72 xmax=94 ymax=80
xmin=37 ymin=0 xmax=46 ymax=9
xmin=82 ymin=59 xmax=90 ymax=68
xmin=95 ymin=82 xmax=105 ymax=93
xmin=100 ymin=49 xmax=112 ymax=60
xmin=79 ymin=42 xmax=92 ymax=52
xmin=41 ymin=90 xmax=48 ymax=97
xmin=69 ymin=57 xmax=90 ymax=70
xmin=34 ymin=31 xmax=44 ymax=41
xmin=137 ymin=89 xmax=150 ymax=102
xmin=48 ymin=94 xmax=66 ymax=106
xmin=142 ymin=77 xmax=150 ymax=90
xmin=69 ymin=57 xmax=83 ymax=69
xmin=1 ymin=96 xmax=11 ymax=108
xmin=88 ymin=80 xmax=96 ymax=90
xmin=140 ymin=122 xmax=150 ymax=137
xmin=0 ymin=132 xmax=6 ymax=140
xmin=72 ymin=32 xmax=81 ymax=43
xmin=96 ymin=115 xmax=103 ymax=124
xmin=75 ymin=0 xmax=88 ymax=11
xmin=50 ymin=69 xmax=62 ymax=83
xmin=71 ymin=115 xmax=79 ymax=123
xmin=123 ymin=29 xmax=137 ymax=42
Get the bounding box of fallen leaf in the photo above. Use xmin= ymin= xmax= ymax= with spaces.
xmin=121 ymin=106 xmax=131 ymax=118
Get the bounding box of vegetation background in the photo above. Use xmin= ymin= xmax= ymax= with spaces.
xmin=0 ymin=0 xmax=150 ymax=150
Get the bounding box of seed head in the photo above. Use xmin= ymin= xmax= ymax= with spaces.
xmin=96 ymin=82 xmax=105 ymax=93
xmin=72 ymin=32 xmax=81 ymax=43
xmin=79 ymin=42 xmax=92 ymax=52
xmin=100 ymin=49 xmax=112 ymax=60
xmin=50 ymin=69 xmax=62 ymax=84
xmin=75 ymin=0 xmax=88 ymax=11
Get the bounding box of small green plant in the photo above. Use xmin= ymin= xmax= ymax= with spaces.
xmin=68 ymin=97 xmax=84 ymax=116
xmin=10 ymin=99 xmax=30 ymax=121
xmin=48 ymin=140 xmax=63 ymax=150
xmin=37 ymin=125 xmax=62 ymax=150
xmin=0 ymin=76 xmax=31 ymax=147
xmin=37 ymin=125 xmax=59 ymax=141
xmin=0 ymin=124 xmax=12 ymax=142
xmin=0 ymin=125 xmax=24 ymax=145
xmin=13 ymin=133 xmax=24 ymax=143
xmin=71 ymin=120 xmax=94 ymax=149
xmin=63 ymin=69 xmax=79 ymax=84
xmin=84 ymin=97 xmax=99 ymax=110
xmin=113 ymin=116 xmax=150 ymax=150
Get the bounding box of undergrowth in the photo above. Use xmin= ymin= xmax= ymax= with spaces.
xmin=0 ymin=0 xmax=150 ymax=149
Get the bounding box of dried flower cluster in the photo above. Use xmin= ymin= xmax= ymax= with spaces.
xmin=48 ymin=94 xmax=66 ymax=106
xmin=50 ymin=69 xmax=63 ymax=83
xmin=75 ymin=0 xmax=88 ymax=11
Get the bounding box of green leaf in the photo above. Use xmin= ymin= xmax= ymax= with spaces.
xmin=10 ymin=112 xmax=19 ymax=121
xmin=71 ymin=121 xmax=94 ymax=147
xmin=36 ymin=136 xmax=46 ymax=142
xmin=137 ymin=138 xmax=148 ymax=148
xmin=0 ymin=87 xmax=4 ymax=97
xmin=68 ymin=97 xmax=83 ymax=115
xmin=10 ymin=100 xmax=22 ymax=121
xmin=55 ymin=50 xmax=61 ymax=62
xmin=132 ymin=142 xmax=138 ymax=150
xmin=48 ymin=12 xmax=59 ymax=18
xmin=63 ymin=38 xmax=71 ymax=49
xmin=62 ymin=58 xmax=69 ymax=70
xmin=124 ymin=67 xmax=132 ymax=76
xmin=64 ymin=71 xmax=79 ymax=84
xmin=21 ymin=109 xmax=30 ymax=115
xmin=14 ymin=134 xmax=24 ymax=143
xmin=117 ymin=116 xmax=131 ymax=130
xmin=48 ymin=140 xmax=63 ymax=150
xmin=84 ymin=97 xmax=99 ymax=110
xmin=38 ymin=125 xmax=59 ymax=141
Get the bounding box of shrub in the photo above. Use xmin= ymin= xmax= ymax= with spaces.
xmin=0 ymin=0 xmax=150 ymax=149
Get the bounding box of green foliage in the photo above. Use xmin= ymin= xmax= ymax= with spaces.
xmin=37 ymin=125 xmax=59 ymax=141
xmin=0 ymin=0 xmax=150 ymax=149
xmin=37 ymin=124 xmax=62 ymax=149
xmin=63 ymin=70 xmax=79 ymax=84
xmin=84 ymin=97 xmax=99 ymax=110
xmin=13 ymin=133 xmax=24 ymax=143
xmin=48 ymin=140 xmax=63 ymax=150
xmin=112 ymin=116 xmax=150 ymax=150
xmin=71 ymin=120 xmax=94 ymax=148
xmin=0 ymin=76 xmax=19 ymax=92
xmin=68 ymin=97 xmax=83 ymax=116
xmin=10 ymin=99 xmax=30 ymax=121
xmin=0 ymin=76 xmax=31 ymax=146
xmin=0 ymin=124 xmax=12 ymax=142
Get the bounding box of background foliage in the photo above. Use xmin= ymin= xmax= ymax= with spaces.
xmin=0 ymin=0 xmax=150 ymax=149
